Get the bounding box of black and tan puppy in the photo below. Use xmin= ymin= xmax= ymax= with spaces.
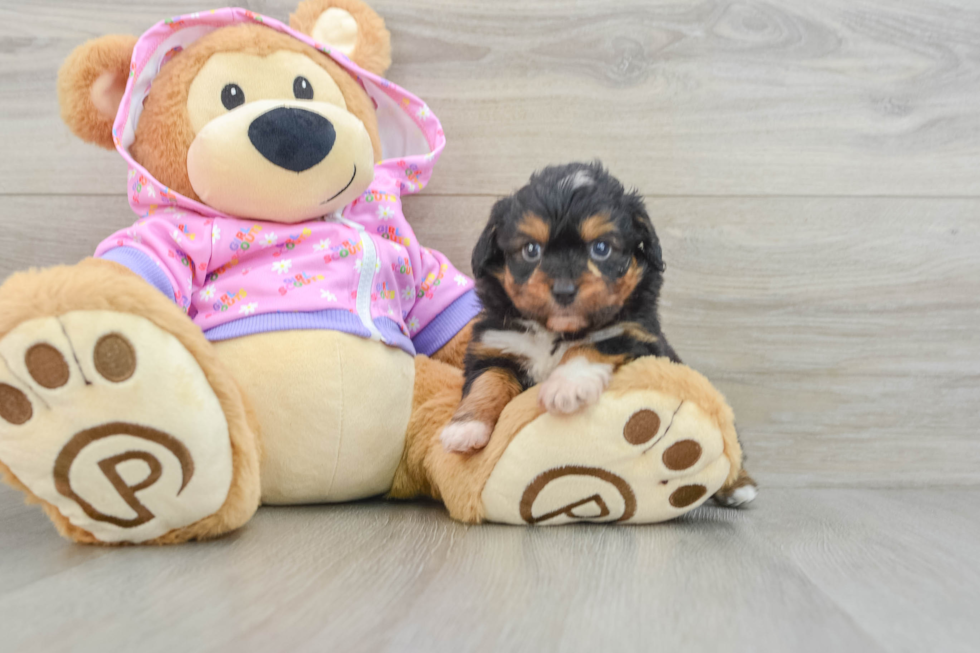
xmin=440 ymin=162 xmax=757 ymax=506
xmin=440 ymin=161 xmax=674 ymax=453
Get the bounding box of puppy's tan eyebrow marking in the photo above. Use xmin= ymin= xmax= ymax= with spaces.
xmin=581 ymin=214 xmax=615 ymax=242
xmin=518 ymin=213 xmax=550 ymax=243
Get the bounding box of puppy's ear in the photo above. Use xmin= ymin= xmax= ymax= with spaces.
xmin=628 ymin=193 xmax=666 ymax=272
xmin=472 ymin=197 xmax=513 ymax=279
xmin=58 ymin=35 xmax=137 ymax=149
xmin=291 ymin=0 xmax=391 ymax=76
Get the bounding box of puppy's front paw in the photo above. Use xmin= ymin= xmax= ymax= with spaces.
xmin=538 ymin=358 xmax=613 ymax=415
xmin=440 ymin=420 xmax=492 ymax=453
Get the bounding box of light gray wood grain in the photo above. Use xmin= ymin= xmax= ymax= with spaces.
xmin=3 ymin=0 xmax=980 ymax=195
xmin=4 ymin=195 xmax=975 ymax=487
xmin=1 ymin=486 xmax=978 ymax=653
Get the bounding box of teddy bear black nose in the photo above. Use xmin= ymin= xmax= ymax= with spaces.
xmin=247 ymin=107 xmax=336 ymax=172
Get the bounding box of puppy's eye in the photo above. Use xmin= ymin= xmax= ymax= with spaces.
xmin=221 ymin=83 xmax=245 ymax=110
xmin=522 ymin=242 xmax=542 ymax=263
xmin=293 ymin=76 xmax=314 ymax=100
xmin=590 ymin=240 xmax=612 ymax=261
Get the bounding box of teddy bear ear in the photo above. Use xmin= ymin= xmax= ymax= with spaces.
xmin=290 ymin=0 xmax=392 ymax=76
xmin=57 ymin=35 xmax=137 ymax=150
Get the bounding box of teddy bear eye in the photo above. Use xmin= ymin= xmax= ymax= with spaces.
xmin=221 ymin=84 xmax=245 ymax=110
xmin=293 ymin=76 xmax=314 ymax=100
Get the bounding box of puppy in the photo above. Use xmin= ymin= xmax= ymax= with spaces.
xmin=440 ymin=162 xmax=757 ymax=507
xmin=441 ymin=161 xmax=676 ymax=447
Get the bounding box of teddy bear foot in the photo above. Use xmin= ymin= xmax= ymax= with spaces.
xmin=0 ymin=310 xmax=257 ymax=544
xmin=480 ymin=359 xmax=738 ymax=525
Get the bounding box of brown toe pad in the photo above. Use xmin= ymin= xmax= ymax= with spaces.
xmin=669 ymin=484 xmax=707 ymax=508
xmin=0 ymin=383 xmax=32 ymax=425
xmin=662 ymin=439 xmax=702 ymax=471
xmin=25 ymin=343 xmax=69 ymax=389
xmin=623 ymin=409 xmax=661 ymax=445
xmin=94 ymin=333 xmax=137 ymax=382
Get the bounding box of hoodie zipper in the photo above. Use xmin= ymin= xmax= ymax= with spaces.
xmin=334 ymin=214 xmax=383 ymax=343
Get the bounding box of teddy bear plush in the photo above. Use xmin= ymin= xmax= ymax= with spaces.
xmin=0 ymin=0 xmax=748 ymax=544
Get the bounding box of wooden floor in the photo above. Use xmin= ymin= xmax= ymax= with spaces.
xmin=1 ymin=0 xmax=978 ymax=651
xmin=2 ymin=489 xmax=979 ymax=653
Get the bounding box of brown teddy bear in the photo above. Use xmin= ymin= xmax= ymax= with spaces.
xmin=0 ymin=0 xmax=750 ymax=545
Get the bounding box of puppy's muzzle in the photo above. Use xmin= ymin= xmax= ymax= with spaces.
xmin=551 ymin=278 xmax=578 ymax=306
xmin=248 ymin=107 xmax=336 ymax=172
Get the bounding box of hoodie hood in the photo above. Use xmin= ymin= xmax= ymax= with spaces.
xmin=112 ymin=7 xmax=445 ymax=219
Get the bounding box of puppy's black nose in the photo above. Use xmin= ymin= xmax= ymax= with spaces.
xmin=248 ymin=107 xmax=335 ymax=172
xmin=551 ymin=278 xmax=578 ymax=306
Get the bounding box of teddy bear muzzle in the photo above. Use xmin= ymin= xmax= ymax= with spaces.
xmin=186 ymin=98 xmax=375 ymax=223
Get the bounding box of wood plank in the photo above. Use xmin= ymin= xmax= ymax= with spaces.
xmin=758 ymin=489 xmax=980 ymax=653
xmin=0 ymin=195 xmax=134 ymax=272
xmin=1 ymin=487 xmax=977 ymax=652
xmin=0 ymin=194 xmax=978 ymax=487
xmin=2 ymin=0 xmax=980 ymax=196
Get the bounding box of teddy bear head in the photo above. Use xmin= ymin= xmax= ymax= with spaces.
xmin=58 ymin=0 xmax=393 ymax=223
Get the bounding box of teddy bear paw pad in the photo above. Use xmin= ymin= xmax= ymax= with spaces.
xmin=0 ymin=311 xmax=233 ymax=543
xmin=481 ymin=388 xmax=731 ymax=525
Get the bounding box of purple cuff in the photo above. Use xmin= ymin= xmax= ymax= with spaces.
xmin=204 ymin=311 xmax=415 ymax=355
xmin=412 ymin=289 xmax=482 ymax=356
xmin=99 ymin=247 xmax=175 ymax=302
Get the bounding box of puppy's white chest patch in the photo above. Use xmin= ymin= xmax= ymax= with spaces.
xmin=481 ymin=325 xmax=569 ymax=383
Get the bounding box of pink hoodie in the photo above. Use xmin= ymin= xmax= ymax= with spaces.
xmin=95 ymin=7 xmax=478 ymax=356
